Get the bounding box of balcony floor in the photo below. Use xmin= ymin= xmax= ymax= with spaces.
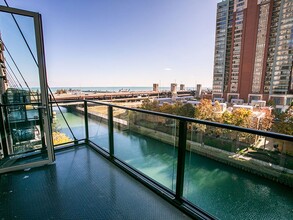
xmin=0 ymin=145 xmax=191 ymax=219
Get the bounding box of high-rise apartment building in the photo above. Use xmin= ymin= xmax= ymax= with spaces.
xmin=212 ymin=0 xmax=293 ymax=108
xmin=0 ymin=34 xmax=8 ymax=98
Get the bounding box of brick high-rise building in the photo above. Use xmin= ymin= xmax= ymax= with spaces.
xmin=212 ymin=0 xmax=293 ymax=109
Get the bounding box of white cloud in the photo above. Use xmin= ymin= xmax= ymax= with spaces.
xmin=164 ymin=68 xmax=172 ymax=71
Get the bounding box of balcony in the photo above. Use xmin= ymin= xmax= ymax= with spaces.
xmin=1 ymin=100 xmax=293 ymax=220
xmin=0 ymin=5 xmax=293 ymax=220
xmin=0 ymin=145 xmax=191 ymax=220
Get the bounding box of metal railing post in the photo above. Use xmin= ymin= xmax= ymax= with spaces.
xmin=108 ymin=106 xmax=114 ymax=159
xmin=84 ymin=100 xmax=89 ymax=144
xmin=38 ymin=104 xmax=46 ymax=151
xmin=175 ymin=120 xmax=187 ymax=201
xmin=0 ymin=106 xmax=9 ymax=157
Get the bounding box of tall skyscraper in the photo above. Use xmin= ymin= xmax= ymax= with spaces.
xmin=212 ymin=0 xmax=293 ymax=108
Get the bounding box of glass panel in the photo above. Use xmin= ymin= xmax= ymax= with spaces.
xmin=114 ymin=108 xmax=178 ymax=192
xmin=0 ymin=103 xmax=48 ymax=168
xmin=183 ymin=122 xmax=293 ymax=219
xmin=52 ymin=101 xmax=85 ymax=146
xmin=0 ymin=13 xmax=39 ymax=88
xmin=88 ymin=103 xmax=109 ymax=151
xmin=0 ymin=8 xmax=52 ymax=170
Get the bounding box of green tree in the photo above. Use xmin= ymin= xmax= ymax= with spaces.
xmin=260 ymin=108 xmax=274 ymax=131
xmin=52 ymin=132 xmax=72 ymax=145
xmin=267 ymin=99 xmax=276 ymax=107
xmin=141 ymin=99 xmax=159 ymax=111
xmin=222 ymin=111 xmax=233 ymax=124
xmin=172 ymin=102 xmax=183 ymax=115
xmin=52 ymin=117 xmax=72 ymax=145
xmin=159 ymin=102 xmax=174 ymax=114
xmin=272 ymin=103 xmax=293 ymax=135
xmin=141 ymin=99 xmax=195 ymax=118
xmin=230 ymin=108 xmax=252 ymax=127
xmin=177 ymin=103 xmax=195 ymax=118
xmin=222 ymin=108 xmax=252 ymax=127
xmin=194 ymin=99 xmax=214 ymax=120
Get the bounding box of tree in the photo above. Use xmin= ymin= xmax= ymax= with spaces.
xmin=141 ymin=99 xmax=160 ymax=111
xmin=172 ymin=102 xmax=183 ymax=115
xmin=272 ymin=103 xmax=293 ymax=135
xmin=159 ymin=102 xmax=175 ymax=114
xmin=213 ymin=101 xmax=222 ymax=122
xmin=230 ymin=108 xmax=252 ymax=128
xmin=141 ymin=99 xmax=195 ymax=118
xmin=222 ymin=111 xmax=233 ymax=125
xmin=222 ymin=108 xmax=253 ymax=144
xmin=52 ymin=132 xmax=72 ymax=145
xmin=52 ymin=117 xmax=72 ymax=145
xmin=222 ymin=108 xmax=252 ymax=127
xmin=177 ymin=103 xmax=195 ymax=118
xmin=194 ymin=99 xmax=214 ymax=121
xmin=267 ymin=99 xmax=276 ymax=107
xmin=260 ymin=108 xmax=274 ymax=131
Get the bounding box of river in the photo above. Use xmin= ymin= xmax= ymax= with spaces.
xmin=55 ymin=108 xmax=293 ymax=219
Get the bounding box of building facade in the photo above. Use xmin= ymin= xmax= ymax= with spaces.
xmin=212 ymin=0 xmax=293 ymax=109
xmin=0 ymin=34 xmax=8 ymax=98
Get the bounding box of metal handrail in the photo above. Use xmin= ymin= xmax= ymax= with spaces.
xmin=2 ymin=98 xmax=289 ymax=219
xmin=3 ymin=99 xmax=291 ymax=141
xmin=86 ymin=100 xmax=293 ymax=142
xmin=0 ymin=102 xmax=42 ymax=107
xmin=0 ymin=100 xmax=82 ymax=146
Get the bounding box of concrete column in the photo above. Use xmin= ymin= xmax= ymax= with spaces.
xmin=153 ymin=83 xmax=159 ymax=92
xmin=180 ymin=84 xmax=185 ymax=91
xmin=171 ymin=83 xmax=177 ymax=102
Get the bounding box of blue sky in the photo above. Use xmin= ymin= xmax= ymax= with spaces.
xmin=1 ymin=0 xmax=219 ymax=88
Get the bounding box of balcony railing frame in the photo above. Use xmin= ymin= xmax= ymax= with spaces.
xmin=2 ymin=99 xmax=292 ymax=220
xmin=86 ymin=100 xmax=293 ymax=141
xmin=108 ymin=106 xmax=115 ymax=160
xmin=82 ymin=99 xmax=292 ymax=220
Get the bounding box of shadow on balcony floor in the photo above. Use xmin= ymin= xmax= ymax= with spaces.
xmin=0 ymin=145 xmax=191 ymax=219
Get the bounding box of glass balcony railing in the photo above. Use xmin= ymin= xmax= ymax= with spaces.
xmin=87 ymin=102 xmax=110 ymax=152
xmin=113 ymin=108 xmax=178 ymax=192
xmin=4 ymin=99 xmax=292 ymax=220
xmin=0 ymin=103 xmax=44 ymax=155
xmin=51 ymin=101 xmax=85 ymax=147
xmin=183 ymin=123 xmax=293 ymax=219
